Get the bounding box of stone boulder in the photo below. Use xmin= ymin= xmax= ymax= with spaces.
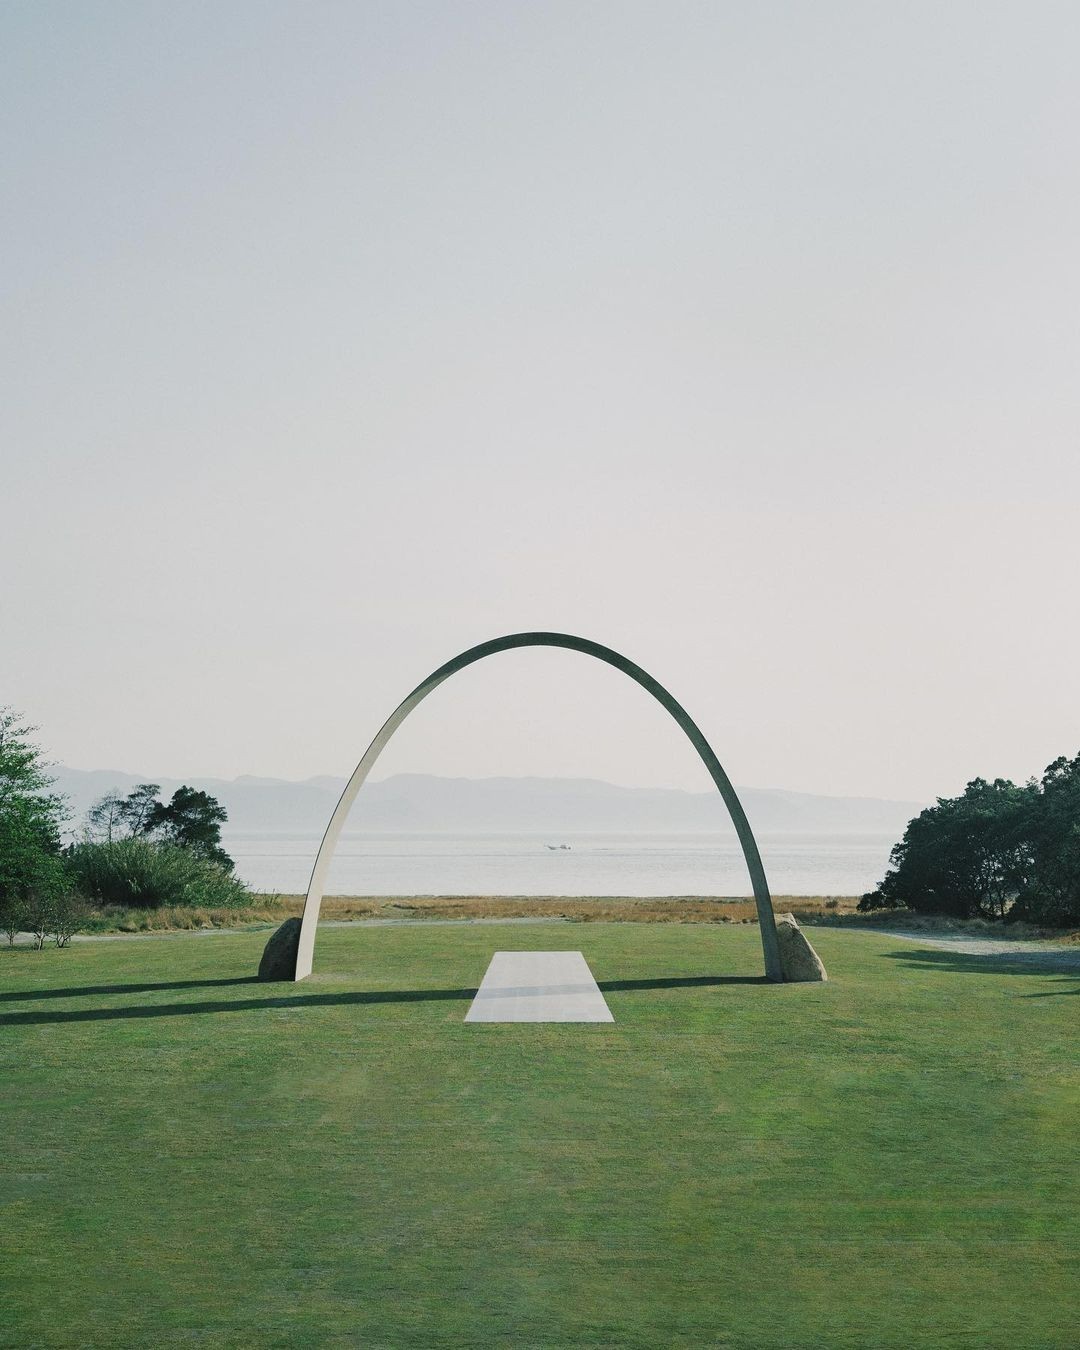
xmin=258 ymin=917 xmax=301 ymax=982
xmin=775 ymin=913 xmax=828 ymax=982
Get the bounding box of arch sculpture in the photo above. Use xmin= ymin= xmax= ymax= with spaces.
xmin=293 ymin=633 xmax=784 ymax=982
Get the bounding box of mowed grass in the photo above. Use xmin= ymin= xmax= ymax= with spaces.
xmin=1 ymin=924 xmax=1076 ymax=1349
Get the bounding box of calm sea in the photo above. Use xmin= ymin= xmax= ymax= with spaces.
xmin=222 ymin=831 xmax=897 ymax=898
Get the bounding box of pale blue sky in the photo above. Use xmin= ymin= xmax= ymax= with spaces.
xmin=3 ymin=2 xmax=1078 ymax=800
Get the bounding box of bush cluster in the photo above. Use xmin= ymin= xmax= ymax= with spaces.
xmin=65 ymin=837 xmax=250 ymax=910
xmin=0 ymin=890 xmax=89 ymax=949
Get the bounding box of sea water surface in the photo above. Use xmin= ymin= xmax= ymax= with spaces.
xmin=222 ymin=831 xmax=897 ymax=897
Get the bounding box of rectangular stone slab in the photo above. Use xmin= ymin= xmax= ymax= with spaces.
xmin=465 ymin=951 xmax=614 ymax=1023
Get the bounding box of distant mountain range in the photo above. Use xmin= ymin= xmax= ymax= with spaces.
xmin=50 ymin=767 xmax=923 ymax=837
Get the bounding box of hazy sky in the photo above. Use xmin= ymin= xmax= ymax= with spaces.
xmin=3 ymin=2 xmax=1079 ymax=802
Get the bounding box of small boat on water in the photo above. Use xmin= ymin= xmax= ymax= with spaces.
xmin=545 ymin=843 xmax=573 ymax=851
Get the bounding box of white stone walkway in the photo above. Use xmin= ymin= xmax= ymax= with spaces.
xmin=465 ymin=951 xmax=614 ymax=1023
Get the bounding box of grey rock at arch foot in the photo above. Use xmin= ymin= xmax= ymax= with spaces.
xmin=775 ymin=913 xmax=828 ymax=982
xmin=258 ymin=917 xmax=301 ymax=981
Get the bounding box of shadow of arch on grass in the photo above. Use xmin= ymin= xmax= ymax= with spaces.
xmin=0 ymin=973 xmax=771 ymax=1027
xmin=0 ymin=976 xmax=260 ymax=1004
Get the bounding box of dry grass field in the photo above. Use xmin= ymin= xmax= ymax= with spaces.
xmin=81 ymin=892 xmax=863 ymax=934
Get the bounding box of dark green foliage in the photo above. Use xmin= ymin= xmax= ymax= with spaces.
xmin=861 ymin=758 xmax=1080 ymax=925
xmin=0 ymin=796 xmax=68 ymax=904
xmin=145 ymin=786 xmax=233 ymax=870
xmin=65 ymin=837 xmax=250 ymax=910
xmin=1008 ymin=754 xmax=1080 ymax=926
xmin=0 ymin=707 xmax=68 ymax=909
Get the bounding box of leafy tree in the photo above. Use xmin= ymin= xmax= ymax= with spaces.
xmin=1009 ymin=755 xmax=1080 ymax=926
xmin=0 ymin=708 xmax=68 ymax=911
xmin=861 ymin=759 xmax=1080 ymax=926
xmin=859 ymin=777 xmax=1036 ymax=920
xmin=146 ymin=786 xmax=233 ymax=871
xmin=0 ymin=707 xmax=60 ymax=801
xmin=0 ymin=797 xmax=68 ymax=908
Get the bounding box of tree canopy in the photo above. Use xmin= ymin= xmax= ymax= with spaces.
xmin=0 ymin=707 xmax=68 ymax=907
xmin=860 ymin=757 xmax=1080 ymax=926
xmin=146 ymin=786 xmax=233 ymax=871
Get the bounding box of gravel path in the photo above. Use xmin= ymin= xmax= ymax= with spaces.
xmin=868 ymin=928 xmax=1080 ymax=974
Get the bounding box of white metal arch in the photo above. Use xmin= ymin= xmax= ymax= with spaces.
xmin=295 ymin=633 xmax=783 ymax=981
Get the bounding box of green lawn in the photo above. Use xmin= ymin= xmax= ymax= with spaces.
xmin=1 ymin=923 xmax=1076 ymax=1349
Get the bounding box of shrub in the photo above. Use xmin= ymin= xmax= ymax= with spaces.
xmin=24 ymin=891 xmax=52 ymax=950
xmin=65 ymin=838 xmax=251 ymax=910
xmin=48 ymin=892 xmax=89 ymax=947
xmin=16 ymin=891 xmax=89 ymax=950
